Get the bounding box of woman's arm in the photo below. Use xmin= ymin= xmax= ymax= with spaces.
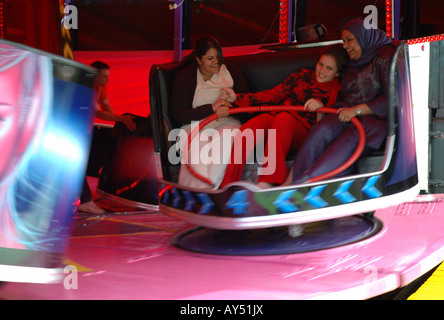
xmin=234 ymin=69 xmax=303 ymax=107
xmin=364 ymin=46 xmax=394 ymax=118
xmin=171 ymin=65 xmax=214 ymax=125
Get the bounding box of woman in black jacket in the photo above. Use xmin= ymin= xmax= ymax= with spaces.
xmin=171 ymin=35 xmax=249 ymax=189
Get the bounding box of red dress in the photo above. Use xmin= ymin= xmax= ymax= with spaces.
xmin=219 ymin=69 xmax=340 ymax=187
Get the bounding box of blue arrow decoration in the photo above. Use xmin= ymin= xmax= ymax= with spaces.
xmin=196 ymin=193 xmax=214 ymax=214
xmin=172 ymin=188 xmax=181 ymax=208
xmin=273 ymin=190 xmax=299 ymax=213
xmin=162 ymin=187 xmax=170 ymax=204
xmin=334 ymin=180 xmax=357 ymax=204
xmin=182 ymin=190 xmax=195 ymax=211
xmin=305 ymin=185 xmax=328 ymax=208
xmin=362 ymin=175 xmax=383 ymax=198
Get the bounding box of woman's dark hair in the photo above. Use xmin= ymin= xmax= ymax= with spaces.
xmin=321 ymin=43 xmax=349 ymax=75
xmin=186 ymin=35 xmax=223 ymax=65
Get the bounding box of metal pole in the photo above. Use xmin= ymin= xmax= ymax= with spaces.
xmin=393 ymin=0 xmax=400 ymax=40
xmin=173 ymin=0 xmax=183 ymax=62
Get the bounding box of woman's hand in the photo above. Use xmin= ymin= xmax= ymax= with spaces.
xmin=215 ymin=105 xmax=230 ymax=118
xmin=337 ymin=107 xmax=358 ymax=122
xmin=219 ymin=87 xmax=237 ymax=103
xmin=212 ymin=98 xmax=232 ymax=111
xmin=337 ymin=104 xmax=371 ymax=122
xmin=304 ymin=98 xmax=324 ymax=111
xmin=212 ymin=98 xmax=232 ymax=118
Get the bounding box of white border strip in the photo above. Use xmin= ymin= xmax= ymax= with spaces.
xmin=0 ymin=264 xmax=63 ymax=284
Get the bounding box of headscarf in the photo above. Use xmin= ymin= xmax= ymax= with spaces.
xmin=343 ymin=18 xmax=392 ymax=68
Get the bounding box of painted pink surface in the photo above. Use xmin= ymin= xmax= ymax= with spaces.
xmin=2 ymin=194 xmax=444 ymax=300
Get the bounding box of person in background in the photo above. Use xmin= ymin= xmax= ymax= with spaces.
xmin=78 ymin=60 xmax=136 ymax=213
xmin=90 ymin=60 xmax=136 ymax=131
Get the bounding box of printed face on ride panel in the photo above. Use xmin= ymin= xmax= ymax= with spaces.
xmin=315 ymin=54 xmax=339 ymax=83
xmin=196 ymin=48 xmax=221 ymax=80
xmin=342 ymin=29 xmax=362 ymax=60
xmin=0 ymin=65 xmax=21 ymax=176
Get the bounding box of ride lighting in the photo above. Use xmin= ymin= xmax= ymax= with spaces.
xmin=408 ymin=34 xmax=444 ymax=45
xmin=386 ymin=0 xmax=392 ymax=38
xmin=0 ymin=0 xmax=4 ymax=39
xmin=385 ymin=0 xmax=444 ymax=44
xmin=279 ymin=0 xmax=289 ymax=43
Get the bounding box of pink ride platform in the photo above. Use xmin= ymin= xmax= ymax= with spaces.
xmin=2 ymin=193 xmax=444 ymax=300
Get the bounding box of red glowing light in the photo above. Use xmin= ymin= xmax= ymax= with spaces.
xmin=279 ymin=0 xmax=289 ymax=43
xmin=386 ymin=0 xmax=392 ymax=38
xmin=407 ymin=34 xmax=444 ymax=45
xmin=0 ymin=0 xmax=5 ymax=39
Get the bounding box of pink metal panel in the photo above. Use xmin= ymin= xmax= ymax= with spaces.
xmin=2 ymin=194 xmax=444 ymax=299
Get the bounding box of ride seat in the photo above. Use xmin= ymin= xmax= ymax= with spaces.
xmin=149 ymin=45 xmax=388 ymax=183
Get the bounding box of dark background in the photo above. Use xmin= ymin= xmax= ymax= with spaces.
xmin=69 ymin=0 xmax=444 ymax=51
xmin=3 ymin=0 xmax=443 ymax=52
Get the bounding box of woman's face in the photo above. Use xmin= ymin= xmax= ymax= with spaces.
xmin=315 ymin=54 xmax=339 ymax=83
xmin=342 ymin=29 xmax=362 ymax=60
xmin=0 ymin=65 xmax=21 ymax=175
xmin=196 ymin=47 xmax=221 ymax=79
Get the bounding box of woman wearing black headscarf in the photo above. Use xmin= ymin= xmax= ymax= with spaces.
xmin=288 ymin=18 xmax=394 ymax=184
